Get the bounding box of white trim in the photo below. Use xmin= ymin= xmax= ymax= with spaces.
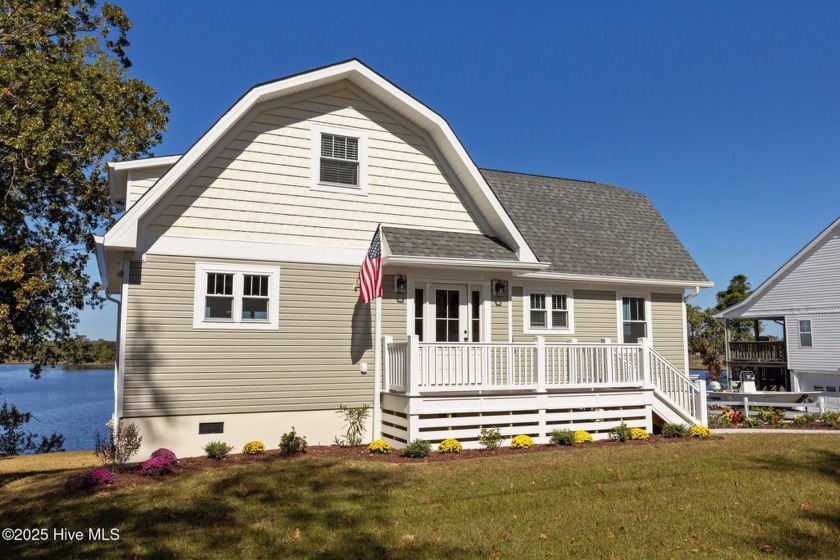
xmin=144 ymin=236 xmax=365 ymax=266
xmin=107 ymin=155 xmax=181 ymax=207
xmin=507 ymin=283 xmax=513 ymax=343
xmin=309 ymin=123 xmax=369 ymax=195
xmin=681 ymin=296 xmax=690 ymax=375
xmin=617 ymin=293 xmax=652 ymax=344
xmin=522 ymin=287 xmax=575 ymax=335
xmin=716 ymin=216 xmax=840 ymax=319
xmin=93 ymin=236 xmax=109 ymax=294
xmin=116 ymin=258 xmax=129 ymax=421
xmin=108 ymin=155 xmax=182 ymax=172
xmin=193 ymin=263 xmax=280 ymax=330
xmin=427 ymin=283 xmax=469 ymax=342
xmin=798 ymin=318 xmax=814 ymax=348
xmin=102 ymin=60 xmax=538 ymax=262
xmin=523 ymin=271 xmax=713 ymax=289
xmin=383 ymin=255 xmax=548 ymax=271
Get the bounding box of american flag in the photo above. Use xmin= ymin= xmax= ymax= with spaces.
xmin=358 ymin=227 xmax=382 ymax=303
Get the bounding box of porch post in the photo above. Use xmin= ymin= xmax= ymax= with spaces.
xmin=601 ymin=338 xmax=613 ymax=384
xmin=382 ymin=335 xmax=393 ymax=393
xmin=373 ymin=296 xmax=382 ymax=441
xmin=535 ymin=336 xmax=546 ymax=392
xmin=639 ymin=337 xmax=652 ymax=387
xmin=407 ymin=334 xmax=421 ymax=396
xmin=696 ymin=377 xmax=708 ymax=426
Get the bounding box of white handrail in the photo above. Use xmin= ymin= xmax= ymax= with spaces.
xmin=648 ymin=348 xmax=702 ymax=422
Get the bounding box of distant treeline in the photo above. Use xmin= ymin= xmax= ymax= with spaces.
xmin=26 ymin=336 xmax=116 ymax=365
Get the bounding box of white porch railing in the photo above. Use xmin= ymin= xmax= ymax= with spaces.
xmin=383 ymin=335 xmax=707 ymax=425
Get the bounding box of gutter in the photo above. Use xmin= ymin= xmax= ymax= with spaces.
xmin=683 ymin=286 xmax=701 ymax=303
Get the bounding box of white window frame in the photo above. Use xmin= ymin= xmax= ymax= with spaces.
xmin=617 ymin=293 xmax=652 ymax=344
xmin=523 ymin=288 xmax=574 ymax=334
xmin=193 ymin=263 xmax=280 ymax=330
xmin=798 ymin=319 xmax=813 ymax=348
xmin=310 ymin=123 xmax=368 ymax=195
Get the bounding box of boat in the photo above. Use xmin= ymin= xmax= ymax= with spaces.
xmin=706 ymin=370 xmax=821 ymax=404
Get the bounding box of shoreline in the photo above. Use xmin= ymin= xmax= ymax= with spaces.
xmin=2 ymin=362 xmax=114 ymax=370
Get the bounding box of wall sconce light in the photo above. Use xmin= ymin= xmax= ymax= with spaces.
xmin=395 ymin=275 xmax=407 ymax=295
xmin=492 ymin=279 xmax=508 ymax=298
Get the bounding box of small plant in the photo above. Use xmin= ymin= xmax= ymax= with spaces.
xmin=609 ymin=422 xmax=632 ymax=442
xmin=573 ymin=430 xmax=593 ymax=444
xmin=662 ymin=423 xmax=689 ymax=438
xmin=279 ymin=427 xmax=308 ymax=454
xmin=741 ymin=418 xmax=760 ymax=428
xmin=81 ymin=467 xmax=114 ymax=489
xmin=150 ymin=448 xmax=177 ymax=464
xmin=141 ymin=456 xmax=173 ymax=476
xmin=550 ymin=429 xmax=576 ymax=446
xmin=401 ymin=439 xmax=431 ymax=458
xmin=820 ymin=412 xmax=840 ymax=427
xmin=242 ymin=441 xmax=266 ymax=455
xmin=203 ymin=441 xmax=233 ymax=459
xmin=709 ymin=414 xmax=732 ymax=428
xmin=629 ymin=427 xmax=649 ymax=440
xmin=437 ymin=438 xmax=462 ymax=454
xmin=334 ymin=403 xmax=371 ymax=446
xmin=792 ymin=413 xmax=820 ymax=427
xmin=722 ymin=409 xmax=742 ymax=426
xmin=756 ymin=407 xmax=786 ymax=426
xmin=368 ymin=439 xmax=392 ymax=454
xmin=511 ymin=435 xmax=534 ymax=449
xmin=93 ymin=420 xmax=142 ymax=471
xmin=478 ymin=427 xmax=505 ymax=450
xmin=689 ymin=425 xmax=711 ymax=438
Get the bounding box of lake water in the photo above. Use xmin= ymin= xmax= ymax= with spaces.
xmin=0 ymin=363 xmax=113 ymax=451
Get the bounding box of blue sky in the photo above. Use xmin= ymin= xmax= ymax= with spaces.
xmin=78 ymin=1 xmax=840 ymax=339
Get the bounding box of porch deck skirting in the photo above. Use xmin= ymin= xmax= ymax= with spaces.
xmin=381 ymin=336 xmax=706 ymax=448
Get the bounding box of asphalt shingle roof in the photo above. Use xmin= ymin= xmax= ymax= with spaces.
xmin=382 ymin=226 xmax=517 ymax=262
xmin=480 ymin=169 xmax=708 ymax=282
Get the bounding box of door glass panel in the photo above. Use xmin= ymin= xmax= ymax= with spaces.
xmin=414 ymin=288 xmax=424 ymax=342
xmin=435 ymin=289 xmax=461 ymax=342
xmin=436 ymin=290 xmax=447 ymax=318
xmin=471 ymin=290 xmax=481 ymax=342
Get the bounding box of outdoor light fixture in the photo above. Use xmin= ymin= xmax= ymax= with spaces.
xmin=493 ymin=280 xmax=508 ymax=298
xmin=395 ymin=275 xmax=407 ymax=294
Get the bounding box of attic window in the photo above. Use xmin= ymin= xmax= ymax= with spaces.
xmin=320 ymin=134 xmax=359 ymax=186
xmin=311 ymin=124 xmax=368 ymax=195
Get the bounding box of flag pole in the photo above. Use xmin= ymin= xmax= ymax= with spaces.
xmin=372 ymin=223 xmax=383 ymax=441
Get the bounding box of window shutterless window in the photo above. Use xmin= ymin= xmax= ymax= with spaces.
xmin=414 ymin=288 xmax=424 ymax=342
xmin=193 ymin=264 xmax=279 ymax=330
xmin=799 ymin=320 xmax=812 ymax=347
xmin=310 ymin=124 xmax=368 ymax=194
xmin=622 ymin=297 xmax=647 ymax=343
xmin=526 ymin=291 xmax=572 ymax=332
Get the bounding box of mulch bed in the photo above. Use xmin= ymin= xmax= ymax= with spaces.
xmin=65 ymin=435 xmax=720 ymax=493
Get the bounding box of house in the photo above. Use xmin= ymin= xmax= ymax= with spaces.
xmin=95 ymin=59 xmax=712 ymax=457
xmin=715 ymin=216 xmax=840 ymax=406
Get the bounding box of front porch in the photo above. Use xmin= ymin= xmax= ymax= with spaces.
xmin=379 ymin=336 xmax=707 ymax=448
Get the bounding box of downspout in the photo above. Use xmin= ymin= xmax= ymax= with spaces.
xmin=105 ymin=291 xmax=122 ymax=426
xmin=683 ymin=286 xmax=701 ymax=303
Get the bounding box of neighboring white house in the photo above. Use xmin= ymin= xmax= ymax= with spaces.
xmin=716 ymin=216 xmax=840 ymax=404
xmin=95 ymin=59 xmax=712 ymax=457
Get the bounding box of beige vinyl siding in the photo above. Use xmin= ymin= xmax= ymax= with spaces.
xmin=512 ymin=287 xmax=618 ymax=343
xmin=122 ymin=254 xmax=405 ymax=417
xmin=128 ymin=169 xmax=167 ymax=208
xmin=651 ymin=292 xmax=686 ymax=373
xmin=148 ymin=87 xmax=481 ymax=248
xmin=491 ymin=293 xmax=511 ymax=342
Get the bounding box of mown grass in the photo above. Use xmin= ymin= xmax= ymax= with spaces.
xmin=1 ymin=435 xmax=839 ymax=559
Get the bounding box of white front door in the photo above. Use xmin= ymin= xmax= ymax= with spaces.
xmin=430 ymin=285 xmax=469 ymax=343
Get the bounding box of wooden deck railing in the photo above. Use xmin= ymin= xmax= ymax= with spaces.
xmin=729 ymin=341 xmax=786 ymax=363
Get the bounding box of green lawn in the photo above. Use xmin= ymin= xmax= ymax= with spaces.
xmin=1 ymin=435 xmax=838 ymax=559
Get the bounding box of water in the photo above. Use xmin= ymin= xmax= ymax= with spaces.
xmin=0 ymin=363 xmax=113 ymax=451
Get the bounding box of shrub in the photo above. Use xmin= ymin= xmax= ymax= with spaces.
xmin=722 ymin=409 xmax=742 ymax=426
xmin=437 ymin=438 xmax=462 ymax=454
xmin=478 ymin=427 xmax=504 ymax=450
xmin=334 ymin=404 xmax=371 ymax=446
xmin=609 ymin=422 xmax=632 ymax=442
xmin=821 ymin=412 xmax=840 ymax=427
xmin=756 ymin=408 xmax=786 ymax=426
xmin=629 ymin=427 xmax=649 ymax=440
xmin=709 ymin=414 xmax=732 ymax=428
xmin=368 ymin=439 xmax=392 ymax=454
xmin=279 ymin=427 xmax=308 ymax=454
xmin=741 ymin=418 xmax=760 ymax=428
xmin=242 ymin=441 xmax=266 ymax=455
xmin=93 ymin=420 xmax=142 ymax=471
xmin=550 ymin=429 xmax=576 ymax=446
xmin=511 ymin=435 xmax=534 ymax=449
xmin=203 ymin=441 xmax=233 ymax=459
xmin=689 ymin=425 xmax=711 ymax=438
xmin=150 ymin=448 xmax=177 ymax=464
xmin=81 ymin=467 xmax=113 ymax=489
xmin=792 ymin=413 xmax=820 ymax=427
xmin=662 ymin=423 xmax=689 ymax=438
xmin=401 ymin=439 xmax=431 ymax=458
xmin=573 ymin=430 xmax=593 ymax=444
xmin=141 ymin=456 xmax=173 ymax=476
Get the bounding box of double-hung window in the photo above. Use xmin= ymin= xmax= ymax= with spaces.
xmin=622 ymin=297 xmax=647 ymax=343
xmin=799 ymin=320 xmax=812 ymax=347
xmin=194 ymin=264 xmax=280 ymax=330
xmin=525 ymin=291 xmax=572 ymax=332
xmin=311 ymin=124 xmax=368 ymax=194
